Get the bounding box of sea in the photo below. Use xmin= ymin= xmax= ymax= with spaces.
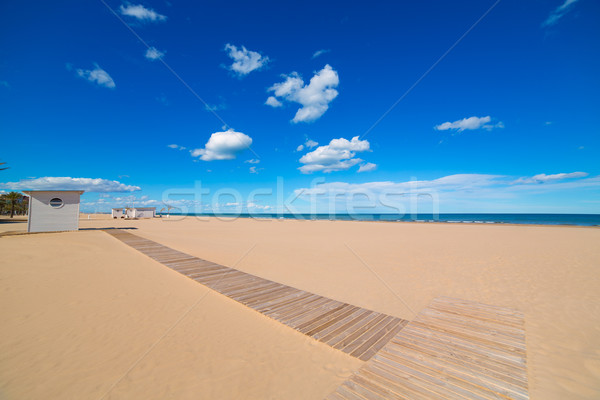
xmin=173 ymin=213 xmax=600 ymax=227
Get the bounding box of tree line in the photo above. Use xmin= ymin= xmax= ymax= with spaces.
xmin=0 ymin=192 xmax=28 ymax=218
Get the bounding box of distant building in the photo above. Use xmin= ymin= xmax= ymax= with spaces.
xmin=24 ymin=190 xmax=84 ymax=233
xmin=127 ymin=207 xmax=156 ymax=219
xmin=112 ymin=207 xmax=156 ymax=219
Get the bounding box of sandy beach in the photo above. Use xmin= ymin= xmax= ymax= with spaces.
xmin=1 ymin=216 xmax=599 ymax=399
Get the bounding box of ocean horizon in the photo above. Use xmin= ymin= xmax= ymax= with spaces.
xmin=159 ymin=213 xmax=600 ymax=226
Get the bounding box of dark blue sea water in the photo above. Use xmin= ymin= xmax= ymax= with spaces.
xmin=171 ymin=213 xmax=600 ymax=226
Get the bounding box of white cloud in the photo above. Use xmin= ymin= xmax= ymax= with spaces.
xmin=295 ymin=172 xmax=596 ymax=199
xmin=249 ymin=166 xmax=261 ymax=174
xmin=245 ymin=159 xmax=260 ymax=164
xmin=543 ymin=0 xmax=580 ymax=27
xmin=268 ymin=65 xmax=339 ymax=123
xmin=296 ymin=174 xmax=504 ymax=197
xmin=224 ymin=44 xmax=269 ymax=76
xmin=1 ymin=177 xmax=140 ymax=192
xmin=75 ymin=64 xmax=115 ymax=89
xmin=167 ymin=144 xmax=186 ymax=150
xmin=145 ymin=47 xmax=164 ymax=60
xmin=265 ymin=96 xmax=283 ymax=107
xmin=296 ymin=139 xmax=319 ymax=152
xmin=299 ymin=136 xmax=370 ymax=173
xmin=513 ymin=172 xmax=588 ymax=184
xmin=312 ymin=49 xmax=330 ymax=59
xmin=191 ymin=129 xmax=253 ymax=161
xmin=294 ymin=172 xmax=600 ymax=213
xmin=358 ymin=162 xmax=377 ymax=173
xmin=119 ymin=4 xmax=166 ymax=22
xmin=434 ymin=116 xmax=503 ymax=132
xmin=305 ymin=139 xmax=318 ymax=148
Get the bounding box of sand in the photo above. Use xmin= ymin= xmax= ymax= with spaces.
xmin=2 ymin=216 xmax=599 ymax=399
xmin=0 ymin=216 xmax=27 ymax=234
xmin=0 ymin=230 xmax=360 ymax=399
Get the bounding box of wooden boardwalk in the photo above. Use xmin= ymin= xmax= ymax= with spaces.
xmin=104 ymin=229 xmax=407 ymax=361
xmin=326 ymin=296 xmax=528 ymax=400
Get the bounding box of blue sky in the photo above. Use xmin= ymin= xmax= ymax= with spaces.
xmin=1 ymin=0 xmax=599 ymax=214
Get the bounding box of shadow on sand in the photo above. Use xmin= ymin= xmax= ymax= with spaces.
xmin=80 ymin=227 xmax=138 ymax=231
xmin=0 ymin=218 xmax=28 ymax=224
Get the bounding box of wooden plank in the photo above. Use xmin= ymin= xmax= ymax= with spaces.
xmin=178 ymin=264 xmax=229 ymax=277
xmin=333 ymin=385 xmax=367 ymax=400
xmin=400 ymin=325 xmax=527 ymax=371
xmin=296 ymin=304 xmax=353 ymax=332
xmin=407 ymin=322 xmax=527 ymax=361
xmin=250 ymin=289 xmax=309 ymax=311
xmin=225 ymin=281 xmax=282 ymax=299
xmin=325 ymin=312 xmax=380 ymax=347
xmin=409 ymin=320 xmax=526 ymax=356
xmin=160 ymin=256 xmax=198 ymax=265
xmin=331 ymin=313 xmax=387 ymax=350
xmin=342 ymin=379 xmax=389 ymax=400
xmin=244 ymin=287 xmax=300 ymax=308
xmin=428 ymin=302 xmax=524 ymax=328
xmin=377 ymin=349 xmax=521 ymax=400
xmin=351 ymin=318 xmax=402 ymax=360
xmin=390 ymin=330 xmax=528 ymax=387
xmin=324 ymin=392 xmax=347 ymax=400
xmin=233 ymin=284 xmax=289 ymax=303
xmin=373 ymin=354 xmax=493 ymax=400
xmin=358 ymin=320 xmax=407 ymax=361
xmin=324 ymin=297 xmax=528 ymax=400
xmin=260 ymin=293 xmax=320 ymax=315
xmin=379 ymin=345 xmax=528 ymax=400
xmin=310 ymin=308 xmax=367 ymax=340
xmin=385 ymin=339 xmax=529 ymax=397
xmin=271 ymin=296 xmax=333 ymax=321
xmin=217 ymin=279 xmax=275 ymax=296
xmin=341 ymin=316 xmax=395 ymax=355
xmin=316 ymin=309 xmax=373 ymax=342
xmin=282 ymin=299 xmax=343 ymax=327
xmin=362 ymin=364 xmax=451 ymax=400
xmin=303 ymin=306 xmax=360 ymax=336
xmin=351 ymin=374 xmax=413 ymax=400
xmin=199 ymin=271 xmax=250 ymax=286
xmin=419 ymin=308 xmax=526 ymax=339
xmin=415 ymin=309 xmax=526 ymax=346
xmin=172 ymin=261 xmax=223 ymax=272
xmin=197 ymin=273 xmax=250 ymax=289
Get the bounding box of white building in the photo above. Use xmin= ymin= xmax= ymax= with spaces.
xmin=126 ymin=207 xmax=156 ymax=219
xmin=112 ymin=207 xmax=156 ymax=219
xmin=24 ymin=190 xmax=84 ymax=233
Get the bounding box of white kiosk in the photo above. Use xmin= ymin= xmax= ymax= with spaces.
xmin=24 ymin=190 xmax=84 ymax=233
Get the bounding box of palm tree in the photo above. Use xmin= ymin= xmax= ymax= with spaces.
xmin=0 ymin=195 xmax=7 ymax=215
xmin=5 ymin=191 xmax=22 ymax=218
xmin=16 ymin=196 xmax=29 ymax=216
xmin=0 ymin=161 xmax=8 ymax=171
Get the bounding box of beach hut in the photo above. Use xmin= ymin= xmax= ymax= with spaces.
xmin=111 ymin=208 xmax=125 ymax=218
xmin=23 ymin=190 xmax=84 ymax=233
xmin=125 ymin=207 xmax=156 ymax=219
